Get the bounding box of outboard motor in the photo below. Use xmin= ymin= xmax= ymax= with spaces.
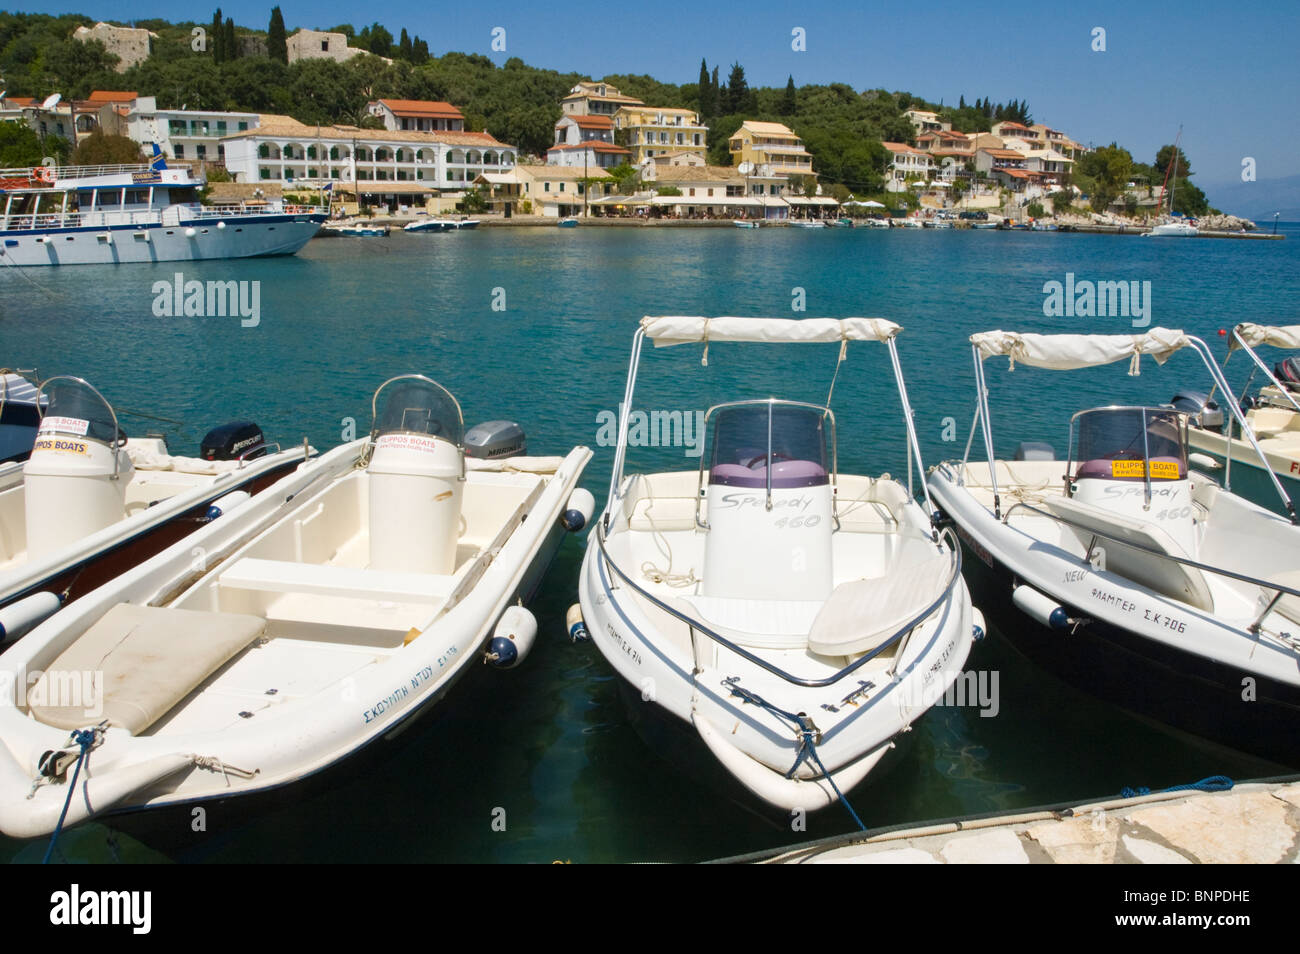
xmin=366 ymin=376 xmax=465 ymax=574
xmin=464 ymin=420 xmax=525 ymax=460
xmin=701 ymin=401 xmax=834 ymax=601
xmin=1274 ymin=358 xmax=1300 ymax=392
xmin=1169 ymin=390 xmax=1223 ymax=431
xmin=200 ymin=420 xmax=266 ymax=461
xmin=24 ymin=377 xmax=133 ymax=561
xmin=1070 ymin=407 xmax=1196 ymax=554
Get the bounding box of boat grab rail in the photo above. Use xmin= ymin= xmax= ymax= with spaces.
xmin=1001 ymin=499 xmax=1300 ymax=634
xmin=593 ymin=519 xmax=963 ymax=688
xmin=34 ymin=375 xmax=123 ymax=480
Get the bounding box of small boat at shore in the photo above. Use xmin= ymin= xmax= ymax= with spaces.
xmin=789 ymin=220 xmax=826 ymax=229
xmin=557 ymin=217 xmax=579 ymax=228
xmin=1147 ymin=219 xmax=1198 ymax=237
xmin=0 ymin=376 xmax=308 ymax=643
xmin=324 ymin=222 xmax=389 ymax=237
xmin=929 ymin=329 xmax=1300 ymax=766
xmin=733 ymin=220 xmax=761 ymax=229
xmin=0 ymin=375 xmax=592 ymax=840
xmin=405 ymin=217 xmax=479 ymax=233
xmin=578 ymin=316 xmax=977 ymax=813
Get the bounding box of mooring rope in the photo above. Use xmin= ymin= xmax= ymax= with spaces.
xmin=1120 ymin=775 xmax=1234 ymax=799
xmin=41 ymin=727 xmax=100 ymax=865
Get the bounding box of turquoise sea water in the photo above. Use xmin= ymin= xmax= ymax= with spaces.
xmin=1 ymin=223 xmax=1297 ymax=862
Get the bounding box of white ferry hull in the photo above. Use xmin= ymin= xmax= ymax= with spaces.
xmin=0 ymin=216 xmax=324 ymax=267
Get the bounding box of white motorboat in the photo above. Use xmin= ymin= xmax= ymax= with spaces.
xmin=1147 ymin=220 xmax=1198 ymax=237
xmin=0 ymin=159 xmax=324 ymax=266
xmin=0 ymin=374 xmax=592 ymax=839
xmin=323 ymin=222 xmax=389 ymax=238
xmin=733 ymin=220 xmax=761 ymax=229
xmin=929 ymin=329 xmax=1300 ymax=765
xmin=0 ymin=376 xmax=309 ymax=642
xmin=405 ymin=217 xmax=480 ymax=233
xmin=1178 ymin=323 xmax=1300 ymax=513
xmin=577 ymin=316 xmax=977 ymax=814
xmin=789 ymin=220 xmax=826 ymax=229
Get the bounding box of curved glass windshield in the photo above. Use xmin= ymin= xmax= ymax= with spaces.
xmin=708 ymin=401 xmax=829 ymax=489
xmin=1073 ymin=407 xmax=1187 ymax=481
xmin=39 ymin=378 xmax=119 ymax=445
xmin=372 ymin=377 xmax=463 ymax=445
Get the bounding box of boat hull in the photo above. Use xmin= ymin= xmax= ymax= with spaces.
xmin=0 ymin=215 xmax=325 ymax=267
xmin=930 ymin=466 xmax=1300 ymax=767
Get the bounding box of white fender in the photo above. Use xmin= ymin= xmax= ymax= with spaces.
xmin=692 ymin=713 xmax=891 ymax=812
xmin=0 ymin=591 xmax=62 ymax=644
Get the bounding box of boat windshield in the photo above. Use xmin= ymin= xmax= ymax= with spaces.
xmin=1071 ymin=407 xmax=1188 ymax=482
xmin=707 ymin=401 xmax=830 ymax=489
xmin=372 ymin=377 xmax=463 ymax=445
xmin=39 ymin=378 xmax=119 ymax=445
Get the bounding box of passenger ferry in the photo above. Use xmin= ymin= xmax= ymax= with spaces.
xmin=0 ymin=156 xmax=326 ymax=266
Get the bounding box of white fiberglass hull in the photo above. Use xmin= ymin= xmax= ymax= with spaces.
xmin=579 ymin=476 xmax=975 ymax=813
xmin=0 ymin=216 xmax=324 ymax=267
xmin=0 ymin=440 xmax=591 ymax=837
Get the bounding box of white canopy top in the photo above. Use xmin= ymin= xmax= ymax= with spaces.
xmin=1230 ymin=323 xmax=1300 ymax=351
xmin=641 ymin=316 xmax=901 ymax=348
xmin=971 ymin=328 xmax=1190 ymax=372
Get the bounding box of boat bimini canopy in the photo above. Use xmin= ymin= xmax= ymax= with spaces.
xmin=1224 ymin=323 xmax=1300 ymax=418
xmin=964 ymin=327 xmax=1295 ymax=522
xmin=611 ymin=315 xmax=932 ymax=524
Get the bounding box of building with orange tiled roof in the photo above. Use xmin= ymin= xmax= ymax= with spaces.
xmin=729 ymin=121 xmax=816 ymax=183
xmin=221 ymin=119 xmax=517 ymax=197
xmin=561 ymin=81 xmax=645 ymax=117
xmin=882 ymin=141 xmax=935 ymax=191
xmin=367 ymin=100 xmax=465 ymax=133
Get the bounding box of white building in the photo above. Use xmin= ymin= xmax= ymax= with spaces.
xmin=881 ymin=141 xmax=934 ymax=192
xmin=221 ymin=119 xmax=516 ymax=190
xmin=548 ymin=115 xmax=629 ymax=168
xmin=104 ymin=96 xmax=260 ymax=162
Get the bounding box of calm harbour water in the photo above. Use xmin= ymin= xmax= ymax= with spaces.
xmin=1 ymin=222 xmax=1297 ymax=863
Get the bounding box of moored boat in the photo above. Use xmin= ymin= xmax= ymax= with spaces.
xmin=0 ymin=159 xmax=324 ymax=266
xmin=0 ymin=374 xmax=592 ymax=839
xmin=577 ymin=316 xmax=977 ymax=814
xmin=0 ymin=376 xmax=310 ymax=643
xmin=929 ymin=329 xmax=1300 ymax=765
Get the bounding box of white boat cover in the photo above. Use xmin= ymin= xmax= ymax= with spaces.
xmin=641 ymin=316 xmax=901 ymax=348
xmin=971 ymin=328 xmax=1189 ymax=373
xmin=125 ymin=443 xmax=245 ymax=474
xmin=1230 ymin=324 xmax=1300 ymax=352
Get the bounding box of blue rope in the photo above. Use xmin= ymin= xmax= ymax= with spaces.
xmin=1120 ymin=775 xmax=1234 ymax=799
xmin=41 ymin=728 xmax=97 ymax=865
xmin=722 ymin=679 xmax=867 ymax=831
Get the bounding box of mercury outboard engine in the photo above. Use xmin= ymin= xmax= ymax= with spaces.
xmin=24 ymin=377 xmax=133 ymax=561
xmin=701 ymin=400 xmax=834 ymax=601
xmin=1169 ymin=390 xmax=1224 ymax=431
xmin=200 ymin=421 xmax=266 ymax=461
xmin=464 ymin=421 xmax=525 ymax=460
xmin=366 ymin=375 xmax=464 ymax=574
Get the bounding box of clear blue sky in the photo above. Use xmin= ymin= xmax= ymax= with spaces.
xmin=22 ymin=0 xmax=1300 ymax=188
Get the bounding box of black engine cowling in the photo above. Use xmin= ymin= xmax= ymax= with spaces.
xmin=200 ymin=421 xmax=266 ymax=461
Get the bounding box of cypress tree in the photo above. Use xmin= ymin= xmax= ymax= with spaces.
xmin=267 ymin=6 xmax=288 ymax=64
xmin=399 ymin=27 xmax=412 ymax=60
xmin=210 ymin=8 xmax=223 ymax=62
xmin=781 ymin=75 xmax=796 ymax=115
xmin=224 ymin=18 xmax=237 ymax=59
xmin=726 ymin=62 xmax=748 ymax=115
xmin=710 ymin=66 xmax=720 ymax=116
xmin=697 ymin=58 xmax=709 ymax=117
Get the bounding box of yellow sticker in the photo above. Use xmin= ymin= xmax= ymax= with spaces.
xmin=1109 ymin=459 xmax=1179 ymax=479
xmin=32 ymin=437 xmax=89 ymax=456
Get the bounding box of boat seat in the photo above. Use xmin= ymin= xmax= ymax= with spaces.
xmin=1042 ymin=494 xmax=1214 ymax=612
xmin=219 ymin=557 xmax=457 ymax=604
xmin=808 ymin=553 xmax=952 ymax=656
xmin=675 ymin=595 xmax=823 ymax=650
xmin=629 ymin=496 xmax=698 ymax=533
xmin=29 ymin=603 xmax=266 ymax=735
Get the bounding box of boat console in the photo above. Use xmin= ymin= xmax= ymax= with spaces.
xmin=366 ymin=375 xmax=465 ymax=574
xmin=699 ymin=400 xmax=834 ymax=601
